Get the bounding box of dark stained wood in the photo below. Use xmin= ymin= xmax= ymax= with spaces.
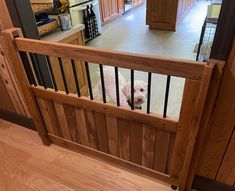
xmin=196 ymin=42 xmax=235 ymax=180
xmin=142 ymin=125 xmax=156 ymax=169
xmin=95 ymin=112 xmax=109 ymax=153
xmin=216 ymin=127 xmax=235 ymax=185
xmin=210 ymin=0 xmax=235 ymax=61
xmin=118 ymin=118 xmax=130 ymax=161
xmin=130 ymin=121 xmax=143 ymax=165
xmin=166 ymin=133 xmax=176 ymax=174
xmin=193 ymin=176 xmax=235 ymax=191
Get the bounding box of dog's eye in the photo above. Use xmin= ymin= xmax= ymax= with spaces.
xmin=140 ymin=88 xmax=144 ymax=92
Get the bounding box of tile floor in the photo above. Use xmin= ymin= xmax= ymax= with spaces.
xmin=87 ymin=1 xmax=209 ymax=118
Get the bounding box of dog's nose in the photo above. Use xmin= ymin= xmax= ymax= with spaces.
xmin=137 ymin=97 xmax=142 ymax=102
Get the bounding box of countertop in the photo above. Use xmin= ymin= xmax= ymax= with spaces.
xmin=40 ymin=24 xmax=85 ymax=42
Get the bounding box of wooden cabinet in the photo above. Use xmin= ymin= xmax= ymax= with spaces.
xmin=99 ymin=0 xmax=144 ymax=24
xmin=146 ymin=0 xmax=195 ymax=31
xmin=49 ymin=31 xmax=88 ymax=96
xmin=100 ymin=0 xmax=119 ymax=23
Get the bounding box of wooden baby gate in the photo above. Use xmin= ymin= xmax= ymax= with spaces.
xmin=1 ymin=28 xmax=217 ymax=190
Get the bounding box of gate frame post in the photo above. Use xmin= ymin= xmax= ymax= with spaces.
xmin=1 ymin=27 xmax=50 ymax=146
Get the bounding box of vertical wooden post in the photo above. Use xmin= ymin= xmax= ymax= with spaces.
xmin=1 ymin=28 xmax=50 ymax=145
xmin=179 ymin=62 xmax=215 ymax=190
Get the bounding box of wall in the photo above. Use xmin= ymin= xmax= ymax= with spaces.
xmin=196 ymin=37 xmax=235 ymax=187
xmin=0 ymin=0 xmax=30 ymax=118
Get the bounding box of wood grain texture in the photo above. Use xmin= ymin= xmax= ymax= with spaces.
xmin=48 ymin=134 xmax=178 ymax=186
xmin=118 ymin=118 xmax=130 ymax=161
xmin=74 ymin=108 xmax=89 ymax=146
xmin=180 ymin=63 xmax=215 ymax=190
xmin=95 ymin=112 xmax=109 ymax=153
xmin=36 ymin=98 xmax=54 ymax=134
xmin=216 ymin=127 xmax=235 ymax=186
xmin=15 ymin=38 xmax=205 ymax=80
xmin=130 ymin=121 xmax=143 ymax=165
xmin=0 ymin=119 xmax=173 ymax=191
xmin=54 ymin=102 xmax=72 ymax=140
xmin=171 ymin=79 xmax=201 ymax=177
xmin=179 ymin=60 xmax=225 ymax=189
xmin=32 ymin=86 xmax=178 ymax=132
xmin=142 ymin=125 xmax=156 ymax=169
xmin=84 ymin=110 xmax=99 ymax=149
xmin=1 ymin=29 xmax=50 ymax=145
xmin=106 ymin=116 xmax=119 ymax=157
xmin=166 ymin=133 xmax=176 ymax=174
xmin=63 ymin=104 xmax=80 ymax=143
xmin=44 ymin=99 xmax=63 ymax=137
xmin=154 ymin=130 xmax=171 ymax=173
xmin=196 ymin=43 xmax=235 ymax=180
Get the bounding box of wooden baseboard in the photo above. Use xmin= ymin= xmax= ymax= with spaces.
xmin=0 ymin=108 xmax=35 ymax=130
xmin=193 ymin=175 xmax=235 ymax=191
xmin=48 ymin=134 xmax=178 ymax=186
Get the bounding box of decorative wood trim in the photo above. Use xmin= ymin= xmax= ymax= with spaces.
xmin=15 ymin=38 xmax=205 ymax=80
xmin=48 ymin=133 xmax=179 ymax=186
xmin=31 ymin=86 xmax=178 ymax=133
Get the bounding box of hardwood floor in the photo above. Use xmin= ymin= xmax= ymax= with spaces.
xmin=0 ymin=119 xmax=172 ymax=191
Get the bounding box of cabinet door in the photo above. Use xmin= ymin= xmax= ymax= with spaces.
xmin=110 ymin=0 xmax=119 ymax=16
xmin=100 ymin=0 xmax=111 ymax=22
xmin=118 ymin=0 xmax=124 ymax=13
xmin=50 ymin=31 xmax=88 ymax=96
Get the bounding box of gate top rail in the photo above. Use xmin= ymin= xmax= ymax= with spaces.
xmin=15 ymin=37 xmax=205 ymax=81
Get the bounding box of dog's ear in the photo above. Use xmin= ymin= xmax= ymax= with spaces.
xmin=121 ymin=82 xmax=131 ymax=98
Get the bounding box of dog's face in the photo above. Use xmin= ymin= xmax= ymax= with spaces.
xmin=121 ymin=80 xmax=148 ymax=109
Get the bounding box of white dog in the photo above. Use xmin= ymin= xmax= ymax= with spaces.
xmin=94 ymin=66 xmax=147 ymax=109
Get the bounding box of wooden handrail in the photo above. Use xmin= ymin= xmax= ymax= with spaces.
xmin=15 ymin=37 xmax=205 ymax=80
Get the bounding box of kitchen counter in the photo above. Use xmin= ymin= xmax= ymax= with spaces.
xmin=40 ymin=24 xmax=85 ymax=42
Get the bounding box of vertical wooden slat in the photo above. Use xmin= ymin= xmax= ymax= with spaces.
xmin=84 ymin=110 xmax=99 ymax=149
xmin=142 ymin=125 xmax=156 ymax=169
xmin=95 ymin=112 xmax=109 ymax=153
xmin=63 ymin=104 xmax=80 ymax=143
xmin=130 ymin=121 xmax=143 ymax=165
xmin=74 ymin=108 xmax=89 ymax=146
xmin=106 ymin=116 xmax=119 ymax=157
xmin=36 ymin=98 xmax=54 ymax=134
xmin=118 ymin=118 xmax=130 ymax=161
xmin=54 ymin=102 xmax=72 ymax=140
xmin=44 ymin=99 xmax=63 ymax=137
xmin=153 ymin=129 xmax=171 ymax=173
xmin=171 ymin=80 xmax=201 ymax=177
xmin=166 ymin=133 xmax=176 ymax=174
